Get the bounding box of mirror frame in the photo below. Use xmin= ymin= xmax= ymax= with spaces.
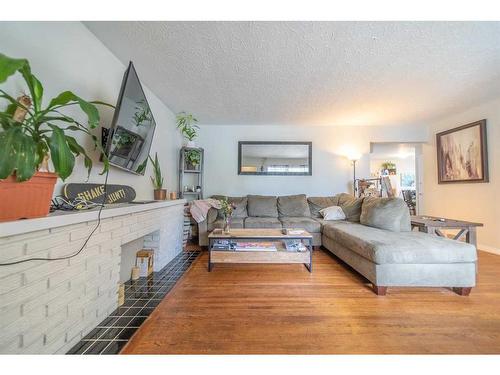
xmin=238 ymin=141 xmax=313 ymax=176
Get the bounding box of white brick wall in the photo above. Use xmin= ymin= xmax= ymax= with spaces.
xmin=0 ymin=202 xmax=184 ymax=354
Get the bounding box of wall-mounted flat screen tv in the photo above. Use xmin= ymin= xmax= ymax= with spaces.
xmin=104 ymin=62 xmax=156 ymax=175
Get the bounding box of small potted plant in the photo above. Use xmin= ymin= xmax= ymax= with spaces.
xmin=149 ymin=152 xmax=166 ymax=200
xmin=176 ymin=112 xmax=199 ymax=147
xmin=0 ymin=53 xmax=110 ymax=222
xmin=219 ymin=198 xmax=236 ymax=233
xmin=184 ymin=148 xmax=201 ymax=171
xmin=381 ymin=161 xmax=397 ymax=175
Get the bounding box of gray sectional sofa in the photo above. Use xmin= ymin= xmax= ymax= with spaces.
xmin=198 ymin=193 xmax=477 ymax=295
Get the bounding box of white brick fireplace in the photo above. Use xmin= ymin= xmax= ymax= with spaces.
xmin=0 ymin=200 xmax=186 ymax=354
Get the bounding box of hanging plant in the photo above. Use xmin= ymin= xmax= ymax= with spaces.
xmin=176 ymin=112 xmax=199 ymax=142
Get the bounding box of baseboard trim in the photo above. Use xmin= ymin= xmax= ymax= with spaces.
xmin=478 ymin=244 xmax=500 ymax=256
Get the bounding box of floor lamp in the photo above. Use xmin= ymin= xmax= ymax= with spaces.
xmin=348 ymin=157 xmax=358 ymax=196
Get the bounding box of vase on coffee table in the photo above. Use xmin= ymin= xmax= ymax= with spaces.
xmin=223 ymin=216 xmax=231 ymax=234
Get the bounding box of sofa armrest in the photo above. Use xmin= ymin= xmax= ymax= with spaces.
xmin=198 ymin=219 xmax=209 ymax=246
xmin=207 ymin=207 xmax=219 ymax=224
xmin=198 ymin=208 xmax=218 ymax=247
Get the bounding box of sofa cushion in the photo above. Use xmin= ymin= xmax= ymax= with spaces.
xmin=244 ymin=217 xmax=282 ymax=229
xmin=278 ymin=194 xmax=310 ymax=217
xmin=247 ymin=195 xmax=278 ymax=217
xmin=360 ymin=197 xmax=411 ymax=232
xmin=279 ymin=217 xmax=321 ymax=233
xmin=208 ymin=217 xmax=245 ymax=231
xmin=336 ymin=193 xmax=364 ymax=222
xmin=307 ymin=196 xmax=340 ymax=218
xmin=322 ymin=221 xmax=477 ymax=264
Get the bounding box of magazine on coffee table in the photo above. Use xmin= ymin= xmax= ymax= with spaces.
xmin=234 ymin=242 xmax=277 ymax=251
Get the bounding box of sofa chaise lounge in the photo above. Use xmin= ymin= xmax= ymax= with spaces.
xmin=197 ymin=194 xmax=477 ymax=295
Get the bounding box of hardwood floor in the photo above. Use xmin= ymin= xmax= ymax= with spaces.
xmin=122 ymin=249 xmax=500 ymax=354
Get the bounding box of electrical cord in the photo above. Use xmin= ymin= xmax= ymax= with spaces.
xmin=50 ymin=195 xmax=103 ymax=211
xmin=0 ymin=167 xmax=110 ymax=266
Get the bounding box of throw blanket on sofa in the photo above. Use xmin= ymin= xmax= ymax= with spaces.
xmin=189 ymin=199 xmax=222 ymax=223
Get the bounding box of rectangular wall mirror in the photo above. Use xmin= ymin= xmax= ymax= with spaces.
xmin=238 ymin=141 xmax=312 ymax=176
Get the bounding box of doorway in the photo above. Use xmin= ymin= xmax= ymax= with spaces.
xmin=369 ymin=142 xmax=424 ymax=214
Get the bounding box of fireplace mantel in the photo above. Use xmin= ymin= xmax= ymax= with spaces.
xmin=0 ymin=200 xmax=186 ymax=238
xmin=0 ymin=199 xmax=187 ymax=354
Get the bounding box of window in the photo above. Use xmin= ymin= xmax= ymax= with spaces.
xmin=400 ymin=173 xmax=416 ymax=189
xmin=267 ymin=165 xmax=308 ymax=173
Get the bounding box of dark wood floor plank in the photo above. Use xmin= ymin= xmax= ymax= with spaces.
xmin=122 ymin=249 xmax=500 ymax=354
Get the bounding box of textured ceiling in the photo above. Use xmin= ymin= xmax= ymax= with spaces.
xmin=85 ymin=21 xmax=500 ymax=126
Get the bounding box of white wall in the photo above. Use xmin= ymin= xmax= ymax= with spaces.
xmin=422 ymin=97 xmax=500 ymax=252
xmin=198 ymin=125 xmax=428 ymax=197
xmin=0 ymin=22 xmax=182 ymax=200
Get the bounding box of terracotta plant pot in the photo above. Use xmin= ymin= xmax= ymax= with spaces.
xmin=154 ymin=189 xmax=167 ymax=200
xmin=0 ymin=171 xmax=58 ymax=222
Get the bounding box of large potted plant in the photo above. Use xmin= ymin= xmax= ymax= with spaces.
xmin=148 ymin=152 xmax=166 ymax=200
xmin=0 ymin=53 xmax=110 ymax=222
xmin=176 ymin=112 xmax=199 ymax=147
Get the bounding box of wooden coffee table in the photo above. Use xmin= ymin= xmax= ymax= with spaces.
xmin=208 ymin=228 xmax=313 ymax=272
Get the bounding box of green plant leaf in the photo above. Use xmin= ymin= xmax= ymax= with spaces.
xmin=66 ymin=135 xmax=93 ymax=180
xmin=0 ymin=112 xmax=15 ymax=130
xmin=148 ymin=152 xmax=163 ymax=189
xmin=47 ymin=125 xmax=75 ymax=181
xmin=47 ymin=91 xmax=74 ymax=108
xmin=74 ymin=98 xmax=100 ymax=128
xmin=90 ymin=100 xmax=115 ymax=109
xmin=0 ymin=126 xmax=37 ymax=181
xmin=14 ymin=132 xmax=37 ymax=181
xmin=47 ymin=91 xmax=100 ymax=128
xmin=39 ymin=115 xmax=75 ymax=123
xmin=135 ymin=158 xmax=148 ymax=174
xmin=35 ymin=139 xmax=49 ymax=167
xmin=17 ymin=63 xmax=44 ymax=112
xmin=30 ymin=74 xmax=43 ymax=112
xmin=0 ymin=127 xmax=20 ymax=179
xmin=0 ymin=53 xmax=29 ymax=83
xmin=5 ymin=103 xmax=17 ymax=116
xmin=0 ymin=90 xmax=30 ymax=110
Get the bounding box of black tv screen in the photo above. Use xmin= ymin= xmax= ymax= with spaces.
xmin=105 ymin=62 xmax=156 ymax=175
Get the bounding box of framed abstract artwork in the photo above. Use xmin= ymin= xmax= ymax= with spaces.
xmin=436 ymin=119 xmax=488 ymax=184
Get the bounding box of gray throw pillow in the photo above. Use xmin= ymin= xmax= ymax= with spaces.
xmin=228 ymin=197 xmax=248 ymax=218
xmin=211 ymin=195 xmax=248 ymax=219
xmin=211 ymin=195 xmax=227 ymax=219
xmin=307 ymin=196 xmax=340 ymax=218
xmin=336 ymin=193 xmax=364 ymax=222
xmin=278 ymin=194 xmax=310 ymax=217
xmin=247 ymin=195 xmax=278 ymax=217
xmin=360 ymin=197 xmax=411 ymax=232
